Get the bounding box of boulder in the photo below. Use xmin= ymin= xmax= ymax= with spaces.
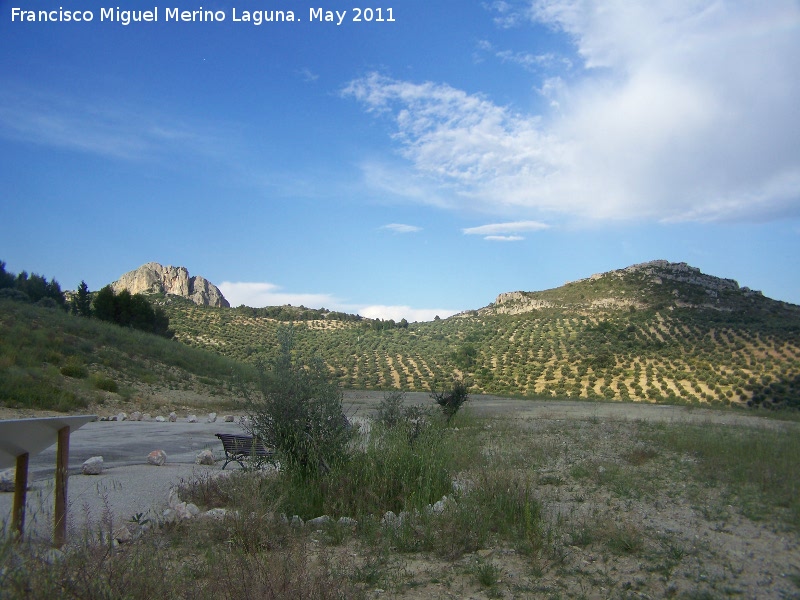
xmin=168 ymin=412 xmax=177 ymax=422
xmin=155 ymin=416 xmax=166 ymax=422
xmin=223 ymin=415 xmax=235 ymax=422
xmin=147 ymin=449 xmax=167 ymax=466
xmin=81 ymin=456 xmax=104 ymax=475
xmin=186 ymin=415 xmax=198 ymax=423
xmin=130 ymin=411 xmax=142 ymax=422
xmin=117 ymin=412 xmax=127 ymax=422
xmin=195 ymin=449 xmax=215 ymax=465
xmin=207 ymin=412 xmax=217 ymax=423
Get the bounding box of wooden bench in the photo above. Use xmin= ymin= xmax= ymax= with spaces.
xmin=215 ymin=433 xmax=273 ymax=469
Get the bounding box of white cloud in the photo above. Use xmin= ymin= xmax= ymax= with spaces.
xmin=463 ymin=221 xmax=550 ymax=235
xmin=358 ymin=305 xmax=459 ymax=322
xmin=218 ymin=282 xmax=340 ymax=310
xmin=219 ymin=281 xmax=457 ymax=322
xmin=485 ymin=235 xmax=525 ymax=242
xmin=380 ymin=223 xmax=422 ymax=234
xmin=345 ymin=1 xmax=800 ymax=223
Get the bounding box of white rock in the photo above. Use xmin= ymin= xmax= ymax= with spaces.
xmin=307 ymin=515 xmax=332 ymax=527
xmin=168 ymin=488 xmax=181 ymax=509
xmin=432 ymin=495 xmax=455 ymax=515
xmin=162 ymin=508 xmax=177 ymax=523
xmin=338 ymin=516 xmax=358 ymax=527
xmin=130 ymin=411 xmax=142 ymax=422
xmin=207 ymin=412 xmax=217 ymax=423
xmin=195 ymin=449 xmax=215 ymax=465
xmin=381 ymin=511 xmax=400 ymax=528
xmin=117 ymin=412 xmax=127 ymax=422
xmin=202 ymin=508 xmax=228 ymax=520
xmin=147 ymin=449 xmax=167 ymax=466
xmin=81 ymin=456 xmax=104 ymax=475
xmin=186 ymin=415 xmax=198 ymax=423
xmin=186 ymin=503 xmax=200 ymax=517
xmin=142 ymin=413 xmax=153 ymax=422
xmin=155 ymin=416 xmax=166 ymax=422
xmin=113 ymin=525 xmax=132 ymax=544
xmin=168 ymin=412 xmax=177 ymax=422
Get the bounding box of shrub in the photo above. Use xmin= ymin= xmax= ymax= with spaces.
xmin=431 ymin=378 xmax=470 ymax=423
xmin=246 ymin=326 xmax=351 ymax=475
xmin=375 ymin=389 xmax=406 ymax=428
xmin=60 ymin=358 xmax=88 ymax=379
xmin=91 ymin=374 xmax=118 ymax=393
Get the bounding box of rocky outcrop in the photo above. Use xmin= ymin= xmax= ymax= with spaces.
xmin=111 ymin=262 xmax=229 ymax=308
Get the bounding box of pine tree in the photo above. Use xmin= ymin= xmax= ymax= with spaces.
xmin=71 ymin=281 xmax=92 ymax=317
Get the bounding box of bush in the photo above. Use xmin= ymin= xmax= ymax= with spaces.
xmin=60 ymin=358 xmax=89 ymax=379
xmin=246 ymin=326 xmax=351 ymax=475
xmin=91 ymin=374 xmax=118 ymax=393
xmin=431 ymin=377 xmax=470 ymax=423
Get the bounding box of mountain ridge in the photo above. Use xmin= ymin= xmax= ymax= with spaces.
xmin=111 ymin=262 xmax=229 ymax=308
xmin=480 ymin=260 xmax=797 ymax=318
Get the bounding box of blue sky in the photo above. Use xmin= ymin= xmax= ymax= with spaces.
xmin=1 ymin=0 xmax=799 ymax=321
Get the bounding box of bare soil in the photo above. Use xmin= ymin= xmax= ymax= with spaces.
xmin=3 ymin=392 xmax=798 ymax=598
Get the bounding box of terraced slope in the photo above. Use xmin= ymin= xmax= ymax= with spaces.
xmin=164 ymin=261 xmax=800 ymax=408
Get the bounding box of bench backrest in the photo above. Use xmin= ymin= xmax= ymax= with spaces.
xmin=215 ymin=433 xmax=269 ymax=454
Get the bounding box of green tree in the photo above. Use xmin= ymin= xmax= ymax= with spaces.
xmin=71 ymin=281 xmax=92 ymax=317
xmin=431 ymin=377 xmax=470 ymax=423
xmin=0 ymin=261 xmax=15 ymax=289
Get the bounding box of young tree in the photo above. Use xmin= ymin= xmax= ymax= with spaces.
xmin=246 ymin=326 xmax=351 ymax=475
xmin=430 ymin=377 xmax=470 ymax=423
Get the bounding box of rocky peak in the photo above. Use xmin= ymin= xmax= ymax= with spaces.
xmin=111 ymin=262 xmax=229 ymax=308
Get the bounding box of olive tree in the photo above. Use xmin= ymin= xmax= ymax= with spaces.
xmin=430 ymin=377 xmax=470 ymax=423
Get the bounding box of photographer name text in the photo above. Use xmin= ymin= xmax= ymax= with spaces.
xmin=10 ymin=6 xmax=395 ymax=26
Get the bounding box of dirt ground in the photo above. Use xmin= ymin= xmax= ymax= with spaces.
xmin=2 ymin=392 xmax=799 ymax=599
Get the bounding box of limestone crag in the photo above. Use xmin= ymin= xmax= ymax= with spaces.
xmin=112 ymin=262 xmax=229 ymax=308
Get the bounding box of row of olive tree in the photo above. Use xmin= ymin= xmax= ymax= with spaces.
xmin=246 ymin=326 xmax=469 ymax=476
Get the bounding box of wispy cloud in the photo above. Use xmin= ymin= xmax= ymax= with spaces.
xmin=0 ymin=86 xmax=226 ymax=162
xmin=346 ymin=2 xmax=800 ymax=223
xmin=485 ymin=235 xmax=524 ymax=242
xmin=463 ymin=221 xmax=550 ymax=236
xmin=476 ymin=39 xmax=569 ymax=73
xmin=380 ymin=223 xmax=422 ymax=234
xmin=298 ymin=68 xmax=319 ymax=83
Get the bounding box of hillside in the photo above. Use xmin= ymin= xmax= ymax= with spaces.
xmin=162 ymin=261 xmax=800 ymax=409
xmin=0 ymin=298 xmax=252 ymax=414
